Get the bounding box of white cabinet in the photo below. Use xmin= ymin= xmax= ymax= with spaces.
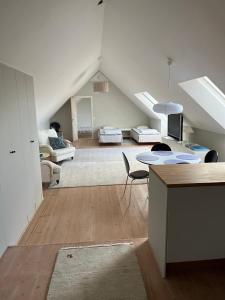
xmin=0 ymin=63 xmax=42 ymax=255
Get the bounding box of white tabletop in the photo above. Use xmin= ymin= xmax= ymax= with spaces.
xmin=136 ymin=151 xmax=201 ymax=165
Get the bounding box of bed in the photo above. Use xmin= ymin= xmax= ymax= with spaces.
xmin=131 ymin=126 xmax=161 ymax=143
xmin=98 ymin=127 xmax=123 ymax=144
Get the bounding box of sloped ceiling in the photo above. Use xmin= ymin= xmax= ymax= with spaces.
xmin=0 ymin=0 xmax=104 ymax=127
xmin=0 ymin=0 xmax=225 ymax=133
xmin=101 ymin=0 xmax=225 ymax=134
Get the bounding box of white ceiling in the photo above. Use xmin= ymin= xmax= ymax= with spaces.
xmin=101 ymin=0 xmax=225 ymax=134
xmin=0 ymin=0 xmax=225 ymax=132
xmin=0 ymin=0 xmax=104 ymax=127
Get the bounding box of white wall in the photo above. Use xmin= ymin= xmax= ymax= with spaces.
xmin=50 ymin=100 xmax=73 ymax=140
xmin=77 ymin=98 xmax=92 ymax=129
xmin=76 ymin=79 xmax=150 ymax=131
xmin=193 ymin=128 xmax=225 ymax=162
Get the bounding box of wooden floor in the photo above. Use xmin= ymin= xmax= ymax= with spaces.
xmin=19 ymin=185 xmax=148 ymax=246
xmin=74 ymin=137 xmax=148 ymax=149
xmin=1 ymin=184 xmax=225 ymax=299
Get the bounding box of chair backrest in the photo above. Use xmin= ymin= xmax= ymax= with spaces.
xmin=151 ymin=143 xmax=171 ymax=151
xmin=204 ymin=150 xmax=218 ymax=163
xmin=122 ymin=152 xmax=130 ymax=175
xmin=38 ymin=129 xmax=58 ymax=145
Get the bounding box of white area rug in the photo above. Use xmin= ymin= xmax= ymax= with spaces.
xmin=47 ymin=243 xmax=148 ymax=300
xmin=52 ymin=147 xmax=149 ymax=188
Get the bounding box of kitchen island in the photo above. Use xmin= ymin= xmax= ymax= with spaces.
xmin=148 ymin=162 xmax=225 ymax=277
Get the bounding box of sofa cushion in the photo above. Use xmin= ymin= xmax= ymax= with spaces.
xmin=51 ymin=147 xmax=75 ymax=157
xmin=38 ymin=129 xmax=58 ymax=145
xmin=49 ymin=136 xmax=66 ymax=150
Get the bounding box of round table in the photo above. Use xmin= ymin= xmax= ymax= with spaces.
xmin=136 ymin=151 xmax=201 ymax=165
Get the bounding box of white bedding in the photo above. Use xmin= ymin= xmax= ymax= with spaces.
xmin=133 ymin=128 xmax=159 ymax=135
xmin=131 ymin=128 xmax=161 ymax=143
xmin=100 ymin=128 xmax=122 ymax=135
xmin=98 ymin=127 xmax=123 ymax=143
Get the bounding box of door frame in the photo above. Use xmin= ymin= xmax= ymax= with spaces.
xmin=76 ymin=96 xmax=94 ymax=139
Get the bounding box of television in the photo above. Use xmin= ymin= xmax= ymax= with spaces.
xmin=168 ymin=113 xmax=183 ymax=141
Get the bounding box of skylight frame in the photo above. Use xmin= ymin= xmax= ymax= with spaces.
xmin=179 ymin=76 xmax=225 ymax=130
xmin=134 ymin=91 xmax=158 ymax=106
xmin=199 ymin=76 xmax=225 ymax=108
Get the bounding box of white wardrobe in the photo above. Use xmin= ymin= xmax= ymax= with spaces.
xmin=0 ymin=63 xmax=42 ymax=256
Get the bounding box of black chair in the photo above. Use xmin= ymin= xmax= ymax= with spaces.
xmin=122 ymin=152 xmax=149 ymax=210
xmin=151 ymin=143 xmax=171 ymax=151
xmin=204 ymin=150 xmax=218 ymax=163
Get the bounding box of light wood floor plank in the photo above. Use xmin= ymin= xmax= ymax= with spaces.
xmin=2 ymin=182 xmax=225 ymax=300
xmin=19 ymin=185 xmax=148 ymax=246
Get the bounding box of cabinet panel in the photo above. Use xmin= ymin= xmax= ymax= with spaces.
xmin=0 ymin=63 xmax=42 ymax=256
xmin=0 ymin=64 xmax=27 ymax=249
xmin=15 ymin=71 xmax=35 ymax=220
xmin=25 ymin=74 xmax=42 ymax=209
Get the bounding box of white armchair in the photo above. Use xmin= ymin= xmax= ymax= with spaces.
xmin=38 ymin=129 xmax=75 ymax=162
xmin=41 ymin=160 xmax=61 ymax=185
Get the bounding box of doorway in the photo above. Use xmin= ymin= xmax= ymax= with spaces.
xmin=77 ymin=97 xmax=93 ymax=139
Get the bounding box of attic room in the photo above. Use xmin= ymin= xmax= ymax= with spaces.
xmin=0 ymin=0 xmax=225 ymax=299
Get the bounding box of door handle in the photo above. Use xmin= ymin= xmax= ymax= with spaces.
xmin=9 ymin=150 xmax=16 ymax=154
xmin=30 ymin=140 xmax=35 ymax=143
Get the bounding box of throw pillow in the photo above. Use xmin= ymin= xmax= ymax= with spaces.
xmin=49 ymin=137 xmax=66 ymax=150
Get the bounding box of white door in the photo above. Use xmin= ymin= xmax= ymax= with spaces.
xmin=25 ymin=75 xmax=42 ymax=209
xmin=0 ymin=64 xmax=28 ymax=249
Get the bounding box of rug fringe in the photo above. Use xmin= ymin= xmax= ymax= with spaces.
xmin=59 ymin=242 xmax=134 ymax=251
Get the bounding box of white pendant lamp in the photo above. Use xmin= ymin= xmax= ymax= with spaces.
xmin=153 ymin=58 xmax=183 ymax=115
xmin=153 ymin=101 xmax=183 ymax=115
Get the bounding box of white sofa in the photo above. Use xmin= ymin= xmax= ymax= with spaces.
xmin=38 ymin=129 xmax=75 ymax=162
xmin=41 ymin=160 xmax=61 ymax=185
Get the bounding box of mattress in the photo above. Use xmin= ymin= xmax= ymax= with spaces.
xmin=98 ymin=128 xmax=123 ymax=143
xmin=131 ymin=128 xmax=161 ymax=143
xmin=132 ymin=128 xmax=159 ymax=135
xmin=99 ymin=128 xmax=122 ymax=135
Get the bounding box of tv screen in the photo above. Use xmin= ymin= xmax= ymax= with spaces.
xmin=168 ymin=113 xmax=183 ymax=141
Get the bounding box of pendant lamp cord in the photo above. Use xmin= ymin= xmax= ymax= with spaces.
xmin=167 ymin=57 xmax=173 ymax=98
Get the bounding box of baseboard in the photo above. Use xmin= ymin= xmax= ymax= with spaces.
xmin=166 ymin=258 xmax=225 ymax=273
xmin=17 ymin=196 xmax=44 ymax=245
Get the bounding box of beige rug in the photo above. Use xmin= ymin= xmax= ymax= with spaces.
xmin=47 ymin=243 xmax=148 ymax=300
xmin=52 ymin=147 xmax=149 ymax=188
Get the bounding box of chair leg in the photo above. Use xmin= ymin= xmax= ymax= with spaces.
xmin=121 ymin=175 xmax=129 ymax=199
xmin=124 ymin=179 xmax=134 ymax=216
xmin=127 ymin=179 xmax=134 ymax=209
xmin=146 ymin=177 xmax=149 ymax=201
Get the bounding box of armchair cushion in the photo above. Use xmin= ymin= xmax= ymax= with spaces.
xmin=39 ymin=144 xmax=54 ymax=155
xmin=38 ymin=129 xmax=75 ymax=162
xmin=51 ymin=147 xmax=75 ymax=157
xmin=38 ymin=129 xmax=58 ymax=145
xmin=49 ymin=136 xmax=66 ymax=150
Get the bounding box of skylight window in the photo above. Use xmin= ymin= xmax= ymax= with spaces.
xmin=135 ymin=91 xmax=158 ymax=106
xmin=179 ymin=76 xmax=225 ymax=129
xmin=134 ymin=91 xmax=167 ymax=135
xmin=199 ymin=76 xmax=225 ymax=107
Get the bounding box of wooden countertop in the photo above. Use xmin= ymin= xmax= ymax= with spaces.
xmin=150 ymin=162 xmax=225 ymax=187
